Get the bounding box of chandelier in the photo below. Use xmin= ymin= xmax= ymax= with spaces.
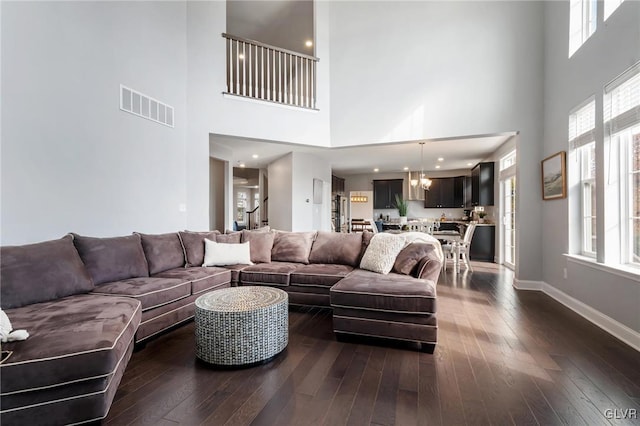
xmin=410 ymin=142 xmax=432 ymax=190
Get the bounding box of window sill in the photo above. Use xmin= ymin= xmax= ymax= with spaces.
xmin=563 ymin=254 xmax=640 ymax=282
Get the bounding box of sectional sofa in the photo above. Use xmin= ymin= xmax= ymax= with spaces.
xmin=0 ymin=229 xmax=441 ymax=425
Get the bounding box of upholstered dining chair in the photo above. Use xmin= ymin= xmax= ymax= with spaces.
xmin=442 ymin=223 xmax=476 ymax=272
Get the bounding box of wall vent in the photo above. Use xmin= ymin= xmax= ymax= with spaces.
xmin=120 ymin=85 xmax=174 ymax=128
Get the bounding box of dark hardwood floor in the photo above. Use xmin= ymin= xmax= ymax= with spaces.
xmin=105 ymin=263 xmax=640 ymax=425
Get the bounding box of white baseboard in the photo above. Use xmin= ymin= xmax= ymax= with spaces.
xmin=512 ymin=279 xmax=543 ymax=290
xmin=513 ymin=280 xmax=640 ymax=352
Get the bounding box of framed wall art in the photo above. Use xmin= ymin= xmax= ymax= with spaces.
xmin=541 ymin=151 xmax=567 ymax=200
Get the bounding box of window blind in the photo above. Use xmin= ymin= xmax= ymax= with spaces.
xmin=604 ymin=62 xmax=640 ymax=135
xmin=569 ymin=99 xmax=596 ymax=150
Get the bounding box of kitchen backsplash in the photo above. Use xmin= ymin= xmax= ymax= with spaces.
xmin=374 ymin=201 xmax=497 ymax=222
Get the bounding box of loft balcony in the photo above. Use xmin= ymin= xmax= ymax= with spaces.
xmin=223 ymin=33 xmax=318 ymax=110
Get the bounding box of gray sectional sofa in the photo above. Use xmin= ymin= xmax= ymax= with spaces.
xmin=0 ymin=228 xmax=441 ymax=425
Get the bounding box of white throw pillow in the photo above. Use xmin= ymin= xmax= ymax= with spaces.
xmin=202 ymin=239 xmax=253 ymax=266
xmin=359 ymin=233 xmax=407 ymax=274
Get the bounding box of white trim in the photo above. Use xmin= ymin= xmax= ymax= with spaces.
xmin=331 ymin=288 xmax=435 ymax=299
xmin=564 ymin=253 xmax=640 ymax=282
xmin=513 ymin=281 xmax=640 ymax=352
xmin=512 ymin=279 xmax=544 ymax=290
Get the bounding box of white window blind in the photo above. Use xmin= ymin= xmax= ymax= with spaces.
xmin=569 ymin=99 xmax=596 ymax=149
xmin=605 ymin=64 xmax=640 ymax=134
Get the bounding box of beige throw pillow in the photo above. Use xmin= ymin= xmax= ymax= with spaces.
xmin=359 ymin=233 xmax=407 ymax=274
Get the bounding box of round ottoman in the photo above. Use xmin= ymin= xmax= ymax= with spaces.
xmin=195 ymin=286 xmax=288 ymax=367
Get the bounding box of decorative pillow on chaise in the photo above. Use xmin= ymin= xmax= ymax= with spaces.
xmin=359 ymin=233 xmax=407 ymax=274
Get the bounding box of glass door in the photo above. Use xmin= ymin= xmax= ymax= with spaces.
xmin=502 ymin=176 xmax=516 ymax=269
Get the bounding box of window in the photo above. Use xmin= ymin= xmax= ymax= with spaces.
xmin=569 ymin=0 xmax=597 ymax=57
xmin=500 ymin=150 xmax=516 ymax=171
xmin=236 ymin=191 xmax=247 ymax=222
xmin=605 ymin=64 xmax=640 ymax=267
xmin=569 ymin=100 xmax=596 ymax=256
xmin=604 ymin=0 xmax=624 ymax=20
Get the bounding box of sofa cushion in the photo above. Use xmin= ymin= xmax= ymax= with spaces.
xmin=178 ymin=231 xmax=220 ymax=267
xmin=393 ymin=242 xmax=439 ymax=276
xmin=239 ymin=262 xmax=299 ymax=287
xmin=330 ymin=269 xmax=436 ymax=314
xmin=91 ymin=277 xmax=189 ymax=311
xmin=216 ymin=232 xmax=241 ymax=244
xmin=309 ymin=232 xmax=363 ymax=267
xmin=290 ymin=263 xmax=354 ymax=288
xmin=154 ymin=266 xmax=231 ymax=295
xmin=0 ymin=235 xmax=94 ymax=309
xmin=271 ymin=231 xmax=316 ymax=264
xmin=359 ymin=233 xmax=407 ymax=274
xmin=137 ymin=232 xmax=185 ymax=274
xmin=241 ymin=230 xmax=275 ymax=263
xmin=0 ymin=294 xmax=140 ymax=394
xmin=203 ymin=239 xmax=252 ymax=266
xmin=72 ymin=233 xmax=149 ymax=285
xmin=222 ymin=264 xmax=251 ymax=283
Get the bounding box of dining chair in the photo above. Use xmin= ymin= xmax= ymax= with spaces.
xmin=442 ymin=223 xmax=476 ymax=272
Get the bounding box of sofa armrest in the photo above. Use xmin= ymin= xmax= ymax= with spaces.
xmin=414 ymin=253 xmax=442 ymax=282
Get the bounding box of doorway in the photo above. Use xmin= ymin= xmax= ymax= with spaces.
xmin=499 ymin=150 xmax=517 ymax=270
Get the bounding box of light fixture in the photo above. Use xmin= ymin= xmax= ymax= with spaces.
xmin=373 ymin=168 xmax=379 ymax=172
xmin=467 ymin=162 xmax=473 ymax=166
xmin=238 ymin=53 xmax=245 ymax=60
xmin=239 ymin=163 xmax=246 ymax=168
xmin=350 ymin=194 xmax=368 ymax=203
xmin=437 ymin=157 xmax=444 ymax=162
xmin=410 ymin=142 xmax=432 ymax=190
xmin=305 ymin=40 xmax=313 ymax=47
xmin=403 ymin=166 xmax=409 ymax=171
xmin=252 ymin=154 xmax=259 ymax=159
xmin=435 ymin=165 xmax=441 ymax=169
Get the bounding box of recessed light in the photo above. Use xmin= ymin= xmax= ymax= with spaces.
xmin=467 ymin=162 xmax=473 ymax=166
xmin=239 ymin=163 xmax=246 ymax=168
xmin=252 ymin=154 xmax=259 ymax=159
xmin=403 ymin=166 xmax=409 ymax=171
xmin=238 ymin=54 xmax=245 ymax=60
xmin=305 ymin=40 xmax=313 ymax=47
xmin=435 ymin=165 xmax=441 ymax=169
xmin=373 ymin=168 xmax=379 ymax=172
xmin=437 ymin=157 xmax=444 ymax=162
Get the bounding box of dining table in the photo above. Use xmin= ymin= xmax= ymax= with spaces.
xmin=433 ymin=230 xmax=462 ymax=272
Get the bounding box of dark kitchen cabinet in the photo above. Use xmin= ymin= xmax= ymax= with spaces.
xmin=470 ymin=225 xmax=495 ymax=261
xmin=332 ymin=175 xmax=345 ymax=194
xmin=373 ymin=179 xmax=404 ymax=209
xmin=471 ymin=162 xmax=495 ymax=206
xmin=463 ymin=176 xmax=473 ymax=208
xmin=424 ymin=177 xmax=465 ymax=208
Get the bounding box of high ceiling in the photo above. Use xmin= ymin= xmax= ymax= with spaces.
xmin=211 ymin=132 xmax=516 ymax=176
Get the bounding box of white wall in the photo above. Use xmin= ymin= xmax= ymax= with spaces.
xmin=1 ymin=2 xmax=188 ymax=244
xmin=542 ymin=1 xmax=640 ymax=332
xmin=268 ymin=152 xmax=331 ymax=232
xmin=185 ymin=0 xmax=331 ymax=231
xmin=329 ymin=1 xmax=544 ymax=282
xmin=268 ymin=154 xmax=293 ymax=231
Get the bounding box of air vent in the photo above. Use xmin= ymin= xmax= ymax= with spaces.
xmin=120 ymin=85 xmax=174 ymax=128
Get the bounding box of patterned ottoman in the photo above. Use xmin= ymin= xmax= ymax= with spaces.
xmin=195 ymin=286 xmax=288 ymax=366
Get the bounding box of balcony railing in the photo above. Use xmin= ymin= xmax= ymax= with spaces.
xmin=223 ymin=33 xmax=318 ymax=110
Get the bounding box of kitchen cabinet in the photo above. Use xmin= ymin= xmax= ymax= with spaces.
xmin=471 ymin=162 xmax=495 ymax=206
xmin=470 ymin=225 xmax=495 ymax=261
xmin=373 ymin=179 xmax=404 ymax=209
xmin=332 ymin=175 xmax=345 ymax=194
xmin=463 ymin=176 xmax=473 ymax=208
xmin=424 ymin=177 xmax=465 ymax=208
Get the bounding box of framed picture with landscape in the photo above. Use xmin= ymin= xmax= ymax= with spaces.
xmin=541 ymin=151 xmax=566 ymax=200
